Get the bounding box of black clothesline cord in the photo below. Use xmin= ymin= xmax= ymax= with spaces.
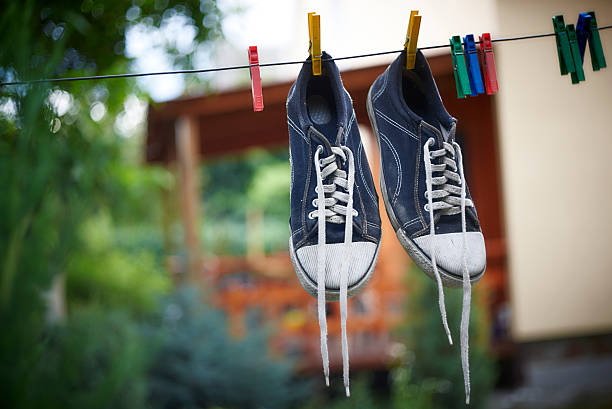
xmin=1 ymin=25 xmax=611 ymax=87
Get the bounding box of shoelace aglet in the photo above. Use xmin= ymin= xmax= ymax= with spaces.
xmin=345 ymin=386 xmax=350 ymax=397
xmin=465 ymin=392 xmax=470 ymax=405
xmin=447 ymin=333 xmax=453 ymax=346
xmin=325 ymin=375 xmax=329 ymax=387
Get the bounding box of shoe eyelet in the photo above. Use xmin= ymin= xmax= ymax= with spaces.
xmin=312 ymin=199 xmax=318 ymax=207
xmin=308 ymin=211 xmax=315 ymax=220
xmin=423 ymin=204 xmax=429 ymax=212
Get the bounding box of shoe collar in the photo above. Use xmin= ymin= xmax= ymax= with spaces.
xmin=387 ymin=50 xmax=457 ymax=139
xmin=292 ymin=51 xmax=350 ymax=131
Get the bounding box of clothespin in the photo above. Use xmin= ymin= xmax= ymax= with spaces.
xmin=584 ymin=11 xmax=607 ymax=71
xmin=566 ymin=24 xmax=585 ymax=84
xmin=576 ymin=13 xmax=592 ymax=61
xmin=552 ymin=15 xmax=575 ymax=76
xmin=308 ymin=12 xmax=321 ymax=76
xmin=404 ymin=10 xmax=421 ymax=70
xmin=248 ymin=46 xmax=264 ymax=112
xmin=450 ymin=36 xmax=471 ymax=99
xmin=463 ymin=34 xmax=484 ymax=95
xmin=478 ymin=33 xmax=499 ymax=95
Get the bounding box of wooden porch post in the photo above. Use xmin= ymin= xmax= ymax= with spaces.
xmin=175 ymin=116 xmax=202 ymax=282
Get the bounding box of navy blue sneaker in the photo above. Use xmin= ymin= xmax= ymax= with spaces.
xmin=366 ymin=50 xmax=486 ymax=404
xmin=286 ymin=52 xmax=382 ymax=396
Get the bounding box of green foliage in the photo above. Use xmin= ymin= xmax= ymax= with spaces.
xmin=107 ymin=163 xmax=175 ymax=226
xmin=1 ymin=9 xmax=117 ymax=408
xmin=201 ymin=149 xmax=290 ymax=255
xmin=300 ymin=376 xmax=383 ymax=409
xmin=393 ymin=266 xmax=497 ymax=409
xmin=29 ymin=308 xmax=152 ymax=409
xmin=390 ymin=361 xmax=438 ymax=409
xmin=1 ymin=0 xmax=222 ymax=92
xmin=66 ymin=213 xmax=171 ymax=314
xmin=0 ymin=1 xmax=226 ymax=409
xmin=147 ymin=287 xmax=308 ymax=409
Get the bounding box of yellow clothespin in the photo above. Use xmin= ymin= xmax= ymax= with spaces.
xmin=308 ymin=12 xmax=322 ymax=75
xmin=405 ymin=10 xmax=421 ymax=69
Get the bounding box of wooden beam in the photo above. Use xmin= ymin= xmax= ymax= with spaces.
xmin=175 ymin=116 xmax=202 ymax=282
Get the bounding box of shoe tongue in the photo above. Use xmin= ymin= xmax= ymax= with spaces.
xmin=440 ymin=123 xmax=451 ymax=142
xmin=439 ymin=122 xmax=457 ymax=143
xmin=311 ymin=126 xmax=343 ymax=151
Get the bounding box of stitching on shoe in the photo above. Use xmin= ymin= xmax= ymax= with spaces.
xmin=375 ymin=109 xmax=418 ymax=141
xmin=287 ymin=116 xmax=303 ymax=135
xmin=290 ymin=148 xmax=294 ymax=196
xmin=343 ymin=110 xmax=356 ymax=143
xmin=357 ymin=140 xmax=377 ymax=205
xmin=401 ymin=217 xmax=421 ymax=230
xmin=291 ymin=226 xmax=304 ymax=239
xmin=301 ymin=133 xmax=314 ymax=239
xmin=288 ymin=116 xmax=309 ymax=144
xmin=366 ymin=221 xmax=380 ymax=231
xmin=286 ymin=84 xmax=297 ymax=107
xmin=414 ymin=122 xmax=427 ymax=233
xmin=288 ymin=116 xmax=307 ymax=141
xmin=379 ymin=132 xmax=402 ymax=205
xmin=372 ymin=72 xmax=388 ymax=103
xmin=355 ymin=183 xmax=368 ymax=235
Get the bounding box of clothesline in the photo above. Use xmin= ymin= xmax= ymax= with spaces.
xmin=1 ymin=25 xmax=611 ymax=87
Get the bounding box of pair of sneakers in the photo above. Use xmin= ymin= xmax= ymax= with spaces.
xmin=286 ymin=49 xmax=486 ymax=402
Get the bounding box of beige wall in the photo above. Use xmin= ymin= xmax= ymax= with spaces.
xmin=494 ymin=0 xmax=612 ymax=341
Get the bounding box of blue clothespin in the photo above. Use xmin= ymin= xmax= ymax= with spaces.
xmin=463 ymin=34 xmax=484 ymax=95
xmin=580 ymin=11 xmax=607 ymax=71
xmin=576 ymin=13 xmax=592 ymax=61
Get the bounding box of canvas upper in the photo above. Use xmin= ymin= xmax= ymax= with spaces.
xmin=286 ymin=52 xmax=382 ymax=294
xmin=367 ymin=50 xmax=486 ymax=284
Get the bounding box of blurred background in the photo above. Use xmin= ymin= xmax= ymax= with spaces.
xmin=1 ymin=1 xmax=611 ymax=409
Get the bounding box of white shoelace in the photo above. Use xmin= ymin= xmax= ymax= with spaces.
xmin=423 ymin=137 xmax=474 ymax=404
xmin=310 ymin=127 xmax=356 ymax=397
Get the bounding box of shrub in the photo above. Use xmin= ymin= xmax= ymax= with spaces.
xmin=393 ymin=266 xmax=497 ymax=409
xmin=147 ymin=287 xmax=309 ymax=409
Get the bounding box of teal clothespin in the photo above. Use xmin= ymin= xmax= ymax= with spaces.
xmin=450 ymin=36 xmax=471 ymax=99
xmin=566 ymin=24 xmax=585 ymax=84
xmin=552 ymin=15 xmax=575 ymax=76
xmin=586 ymin=11 xmax=607 ymax=71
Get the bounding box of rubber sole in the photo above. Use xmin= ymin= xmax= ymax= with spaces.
xmin=366 ymin=85 xmax=484 ymax=288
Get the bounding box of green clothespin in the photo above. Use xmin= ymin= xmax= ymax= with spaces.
xmin=566 ymin=24 xmax=585 ymax=84
xmin=450 ymin=36 xmax=471 ymax=99
xmin=586 ymin=11 xmax=607 ymax=71
xmin=552 ymin=15 xmax=575 ymax=76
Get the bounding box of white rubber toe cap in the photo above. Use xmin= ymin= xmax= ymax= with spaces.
xmin=295 ymin=241 xmax=378 ymax=290
xmin=413 ymin=232 xmax=486 ymax=278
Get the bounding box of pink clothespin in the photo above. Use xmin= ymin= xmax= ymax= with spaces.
xmin=479 ymin=33 xmax=499 ymax=95
xmin=248 ymin=46 xmax=264 ymax=111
